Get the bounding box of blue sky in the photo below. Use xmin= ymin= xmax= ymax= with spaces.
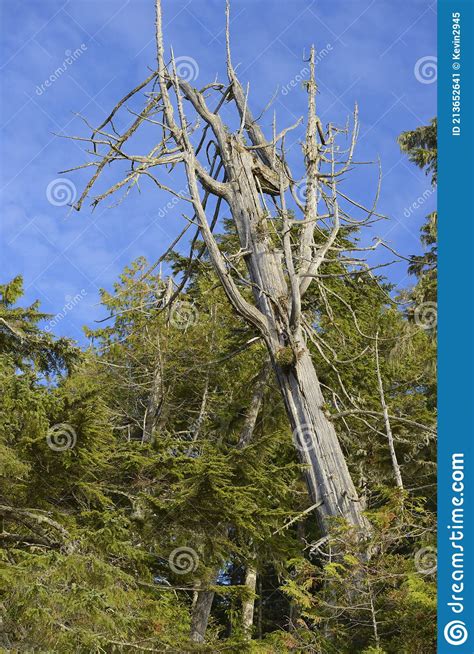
xmin=0 ymin=0 xmax=436 ymax=343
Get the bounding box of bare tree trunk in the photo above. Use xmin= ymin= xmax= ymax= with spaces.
xmin=274 ymin=348 xmax=368 ymax=530
xmin=190 ymin=583 xmax=215 ymax=643
xmin=238 ymin=362 xmax=270 ymax=448
xmin=142 ymin=359 xmax=163 ymax=443
xmin=242 ymin=563 xmax=257 ymax=637
xmin=186 ymin=378 xmax=209 ymax=455
xmin=369 ymin=582 xmax=380 ymax=649
xmin=375 ymin=332 xmax=404 ymax=490
xmin=224 ymin=142 xmax=369 ymax=534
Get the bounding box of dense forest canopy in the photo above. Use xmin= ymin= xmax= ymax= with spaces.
xmin=0 ymin=2 xmax=437 ymax=652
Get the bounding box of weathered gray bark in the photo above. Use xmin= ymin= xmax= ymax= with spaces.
xmin=186 ymin=378 xmax=209 ymax=455
xmin=242 ymin=563 xmax=257 ymax=637
xmin=374 ymin=332 xmax=404 ymax=490
xmin=142 ymin=359 xmax=163 ymax=443
xmin=238 ymin=362 xmax=271 ymax=448
xmin=221 ymin=141 xmax=368 ymax=533
xmin=190 ymin=583 xmax=215 ymax=643
xmin=275 ymin=349 xmax=368 ymax=529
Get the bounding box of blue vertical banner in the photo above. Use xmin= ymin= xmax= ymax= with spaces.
xmin=438 ymin=0 xmax=474 ymax=651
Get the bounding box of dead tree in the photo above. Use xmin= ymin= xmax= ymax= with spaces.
xmin=142 ymin=354 xmax=163 ymax=443
xmin=374 ymin=331 xmax=404 ymax=490
xmin=67 ymin=0 xmax=387 ymax=535
xmin=242 ymin=562 xmax=257 ymax=638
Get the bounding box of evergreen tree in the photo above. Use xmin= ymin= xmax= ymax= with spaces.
xmin=398 ymin=119 xmax=437 ymax=309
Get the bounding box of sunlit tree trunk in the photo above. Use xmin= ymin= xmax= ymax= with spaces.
xmin=242 ymin=563 xmax=257 ymax=637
